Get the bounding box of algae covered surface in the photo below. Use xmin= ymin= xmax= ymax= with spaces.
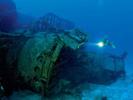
xmin=0 ymin=0 xmax=133 ymax=100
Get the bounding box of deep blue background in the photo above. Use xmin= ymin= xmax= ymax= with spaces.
xmin=13 ymin=0 xmax=133 ymax=74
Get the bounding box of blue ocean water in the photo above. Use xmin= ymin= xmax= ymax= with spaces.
xmin=13 ymin=0 xmax=133 ymax=74
xmin=0 ymin=0 xmax=133 ymax=99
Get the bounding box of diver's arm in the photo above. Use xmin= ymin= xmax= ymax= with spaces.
xmin=108 ymin=42 xmax=116 ymax=48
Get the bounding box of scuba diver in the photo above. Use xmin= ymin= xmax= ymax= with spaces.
xmin=96 ymin=35 xmax=116 ymax=48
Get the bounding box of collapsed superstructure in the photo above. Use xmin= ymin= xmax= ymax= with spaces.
xmin=0 ymin=13 xmax=126 ymax=96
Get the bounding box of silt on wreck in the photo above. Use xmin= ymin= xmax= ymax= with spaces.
xmin=0 ymin=12 xmax=126 ymax=97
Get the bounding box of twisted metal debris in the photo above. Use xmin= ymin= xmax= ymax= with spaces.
xmin=30 ymin=13 xmax=75 ymax=33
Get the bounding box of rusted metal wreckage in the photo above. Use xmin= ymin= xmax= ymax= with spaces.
xmin=0 ymin=13 xmax=126 ymax=96
xmin=0 ymin=29 xmax=87 ymax=96
xmin=29 ymin=13 xmax=75 ymax=33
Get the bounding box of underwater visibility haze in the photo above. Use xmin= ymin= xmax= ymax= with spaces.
xmin=0 ymin=0 xmax=133 ymax=99
xmin=14 ymin=0 xmax=133 ymax=72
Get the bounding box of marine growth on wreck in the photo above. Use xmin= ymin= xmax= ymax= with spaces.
xmin=0 ymin=0 xmax=128 ymax=99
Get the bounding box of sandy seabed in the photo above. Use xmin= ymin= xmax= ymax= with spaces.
xmin=2 ymin=74 xmax=133 ymax=100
